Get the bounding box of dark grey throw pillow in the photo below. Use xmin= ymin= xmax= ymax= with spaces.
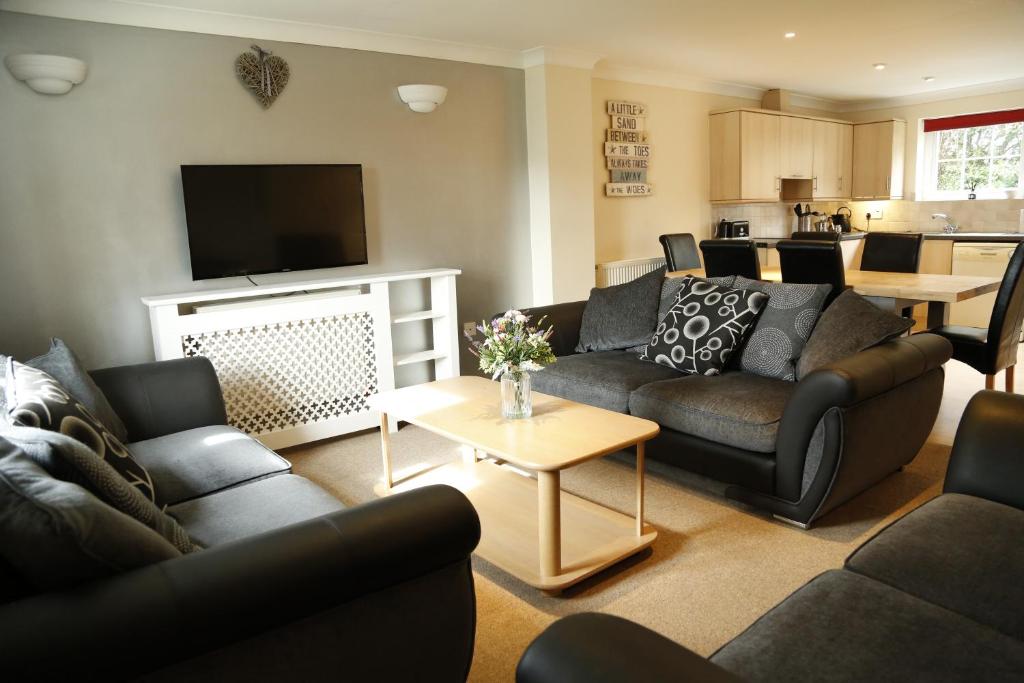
xmin=0 ymin=437 xmax=182 ymax=591
xmin=639 ymin=276 xmax=768 ymax=375
xmin=732 ymin=276 xmax=831 ymax=382
xmin=6 ymin=360 xmax=161 ymax=506
xmin=577 ymin=267 xmax=666 ymax=352
xmin=797 ymin=290 xmax=914 ymax=379
xmin=26 ymin=338 xmax=128 ymax=443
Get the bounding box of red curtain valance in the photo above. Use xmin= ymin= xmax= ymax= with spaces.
xmin=923 ymin=108 xmax=1024 ymax=133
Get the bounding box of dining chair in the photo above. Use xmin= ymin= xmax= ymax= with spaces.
xmin=699 ymin=239 xmax=761 ymax=279
xmin=776 ymin=239 xmax=846 ymax=308
xmin=930 ymin=242 xmax=1024 ymax=392
xmin=860 ymin=233 xmax=923 ymax=274
xmin=791 ymin=231 xmax=841 ymax=241
xmin=659 ymin=233 xmax=701 ymax=271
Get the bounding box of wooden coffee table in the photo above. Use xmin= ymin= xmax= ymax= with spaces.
xmin=369 ymin=376 xmax=659 ymax=593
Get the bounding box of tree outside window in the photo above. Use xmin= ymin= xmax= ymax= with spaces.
xmin=932 ymin=122 xmax=1022 ymax=197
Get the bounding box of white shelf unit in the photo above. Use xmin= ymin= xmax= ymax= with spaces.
xmin=142 ymin=268 xmax=460 ymax=449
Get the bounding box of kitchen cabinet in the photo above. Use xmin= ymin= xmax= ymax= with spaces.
xmin=780 ymin=116 xmax=814 ymax=179
xmin=852 ymin=119 xmax=906 ymax=200
xmin=812 ymin=120 xmax=853 ymax=199
xmin=709 ymin=110 xmax=780 ymax=202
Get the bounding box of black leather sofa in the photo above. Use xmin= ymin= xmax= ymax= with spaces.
xmin=0 ymin=357 xmax=481 ymax=682
xmin=525 ymin=300 xmax=952 ymax=527
xmin=516 ymin=389 xmax=1024 ymax=682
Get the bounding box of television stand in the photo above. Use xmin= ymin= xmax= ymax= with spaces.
xmin=142 ymin=268 xmax=460 ymax=449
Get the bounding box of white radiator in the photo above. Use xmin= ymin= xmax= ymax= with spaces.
xmin=595 ymin=257 xmax=667 ymax=287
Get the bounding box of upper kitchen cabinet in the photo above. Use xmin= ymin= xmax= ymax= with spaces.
xmin=779 ymin=116 xmax=814 ymax=179
xmin=709 ymin=110 xmax=781 ymax=202
xmin=852 ymin=119 xmax=906 ymax=200
xmin=812 ymin=120 xmax=853 ymax=199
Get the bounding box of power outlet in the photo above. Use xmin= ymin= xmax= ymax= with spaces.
xmin=869 ymin=209 xmax=884 ymax=220
xmin=463 ymin=322 xmax=477 ymax=336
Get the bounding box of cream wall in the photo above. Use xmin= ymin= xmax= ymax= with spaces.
xmin=591 ymin=79 xmax=760 ymax=263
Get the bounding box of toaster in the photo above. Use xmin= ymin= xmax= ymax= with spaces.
xmin=715 ymin=220 xmax=750 ymax=238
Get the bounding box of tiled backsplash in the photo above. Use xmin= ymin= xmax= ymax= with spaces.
xmin=714 ymin=199 xmax=1024 ymax=238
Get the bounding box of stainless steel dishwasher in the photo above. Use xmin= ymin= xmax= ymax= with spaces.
xmin=950 ymin=242 xmax=1016 ymax=328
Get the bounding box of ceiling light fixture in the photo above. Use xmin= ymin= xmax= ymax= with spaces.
xmin=873 ymin=63 xmax=887 ymax=70
xmin=922 ymin=76 xmax=936 ymax=82
xmin=784 ymin=32 xmax=796 ymax=39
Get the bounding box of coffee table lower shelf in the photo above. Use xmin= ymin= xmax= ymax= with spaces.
xmin=375 ymin=458 xmax=657 ymax=592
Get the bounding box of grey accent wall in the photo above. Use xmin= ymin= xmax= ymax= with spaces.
xmin=0 ymin=12 xmax=531 ymax=375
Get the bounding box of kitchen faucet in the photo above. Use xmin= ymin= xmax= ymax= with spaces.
xmin=931 ymin=213 xmax=959 ymax=234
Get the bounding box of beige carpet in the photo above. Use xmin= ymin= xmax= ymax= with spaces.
xmin=285 ymin=355 xmax=1014 ymax=682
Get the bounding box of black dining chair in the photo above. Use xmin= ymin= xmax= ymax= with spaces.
xmin=659 ymin=233 xmax=701 ymax=272
xmin=931 ymin=242 xmax=1024 ymax=392
xmin=791 ymin=231 xmax=841 ymax=241
xmin=860 ymin=233 xmax=923 ymax=273
xmin=699 ymin=239 xmax=761 ymax=280
xmin=776 ymin=239 xmax=846 ymax=308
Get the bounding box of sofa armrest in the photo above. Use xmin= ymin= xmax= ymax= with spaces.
xmin=775 ymin=333 xmax=952 ymax=501
xmin=0 ymin=484 xmax=480 ymax=681
xmin=523 ymin=300 xmax=587 ymax=358
xmin=945 ymin=390 xmax=1024 ymax=510
xmin=90 ymin=357 xmax=228 ymax=442
xmin=517 ymin=613 xmax=741 ymax=683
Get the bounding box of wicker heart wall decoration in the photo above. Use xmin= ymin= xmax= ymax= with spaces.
xmin=235 ymin=44 xmax=289 ymax=108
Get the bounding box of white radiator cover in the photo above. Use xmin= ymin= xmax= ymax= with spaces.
xmin=595 ymin=257 xmax=666 ymax=287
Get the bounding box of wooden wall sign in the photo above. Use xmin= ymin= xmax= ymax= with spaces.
xmin=604 ymin=100 xmax=652 ymax=197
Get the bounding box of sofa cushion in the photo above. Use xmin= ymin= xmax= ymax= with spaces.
xmin=25 ymin=338 xmax=129 ymax=443
xmin=531 ymin=351 xmax=681 ymax=414
xmin=796 ymin=290 xmax=913 ymax=380
xmin=6 ymin=360 xmax=160 ymax=505
xmin=0 ymin=436 xmax=182 ymax=591
xmin=576 ymin=267 xmax=665 ymax=352
xmin=629 ymin=276 xmax=739 ymax=354
xmin=732 ymin=277 xmax=831 ymax=381
xmin=639 ymin=277 xmax=768 ymax=376
xmin=628 ymin=372 xmax=795 ymax=453
xmin=845 ymin=493 xmax=1024 ymax=640
xmin=711 ymin=570 xmax=1024 ymax=682
xmin=128 ymin=425 xmax=291 ymax=506
xmin=168 ymin=474 xmax=345 ymax=547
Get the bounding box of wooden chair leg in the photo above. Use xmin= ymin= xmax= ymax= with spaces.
xmin=986 ymin=374 xmax=995 ymax=391
xmin=1007 ymin=365 xmax=1016 ymax=393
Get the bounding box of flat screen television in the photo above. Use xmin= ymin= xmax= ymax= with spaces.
xmin=180 ymin=164 xmax=367 ymax=280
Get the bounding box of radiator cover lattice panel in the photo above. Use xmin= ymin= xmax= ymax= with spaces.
xmin=182 ymin=313 xmax=378 ymax=435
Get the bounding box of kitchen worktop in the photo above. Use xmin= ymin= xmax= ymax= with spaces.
xmin=911 ymin=232 xmax=1024 ymax=242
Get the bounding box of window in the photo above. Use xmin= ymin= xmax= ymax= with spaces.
xmin=921 ymin=109 xmax=1024 ymax=200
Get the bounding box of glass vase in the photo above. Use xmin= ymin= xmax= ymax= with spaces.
xmin=501 ymin=368 xmax=532 ymax=419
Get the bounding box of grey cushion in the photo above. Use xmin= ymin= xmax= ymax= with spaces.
xmin=711 ymin=570 xmax=1024 ymax=682
xmin=797 ymin=289 xmax=913 ymax=380
xmin=576 ymin=267 xmax=665 ymax=352
xmin=531 ymin=351 xmax=681 ymax=414
xmin=732 ymin=277 xmax=831 ymax=381
xmin=5 ymin=426 xmax=197 ymax=553
xmin=846 ymin=494 xmax=1024 ymax=640
xmin=129 ymin=425 xmax=291 ymax=506
xmin=25 ymin=338 xmax=128 ymax=443
xmin=628 ymin=372 xmax=796 ymax=453
xmin=0 ymin=436 xmax=181 ymax=591
xmin=168 ymin=474 xmax=345 ymax=547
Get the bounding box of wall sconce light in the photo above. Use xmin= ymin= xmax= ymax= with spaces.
xmin=397 ymin=84 xmax=447 ymax=113
xmin=4 ymin=54 xmax=88 ymax=95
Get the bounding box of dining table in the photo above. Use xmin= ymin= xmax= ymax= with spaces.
xmin=669 ymin=267 xmax=1002 ymax=330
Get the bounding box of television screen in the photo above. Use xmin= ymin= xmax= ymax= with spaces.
xmin=181 ymin=164 xmax=367 ymax=280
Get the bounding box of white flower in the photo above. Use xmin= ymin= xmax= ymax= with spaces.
xmin=515 ymin=313 xmax=528 ymax=324
xmin=521 ymin=360 xmax=542 ymax=371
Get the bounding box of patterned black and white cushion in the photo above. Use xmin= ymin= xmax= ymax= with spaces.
xmin=5 ymin=360 xmax=160 ymax=505
xmin=732 ymin=277 xmax=832 ymax=382
xmin=639 ymin=276 xmax=769 ymax=376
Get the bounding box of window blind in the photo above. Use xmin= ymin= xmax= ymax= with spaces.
xmin=923 ymin=108 xmax=1024 ymax=133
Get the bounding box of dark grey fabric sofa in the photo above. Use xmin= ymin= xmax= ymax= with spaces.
xmin=525 ymin=300 xmax=952 ymax=527
xmin=517 ymin=389 xmax=1024 ymax=682
xmin=0 ymin=357 xmax=481 ymax=682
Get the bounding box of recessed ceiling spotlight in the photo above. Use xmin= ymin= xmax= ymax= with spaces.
xmin=784 ymin=32 xmax=796 ymax=39
xmin=873 ymin=63 xmax=887 ymax=70
xmin=922 ymin=76 xmax=936 ymax=82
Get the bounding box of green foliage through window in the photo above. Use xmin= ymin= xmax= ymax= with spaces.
xmin=934 ymin=122 xmax=1022 ymax=194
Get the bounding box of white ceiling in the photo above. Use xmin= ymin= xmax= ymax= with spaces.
xmin=5 ymin=0 xmax=1024 ymax=108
